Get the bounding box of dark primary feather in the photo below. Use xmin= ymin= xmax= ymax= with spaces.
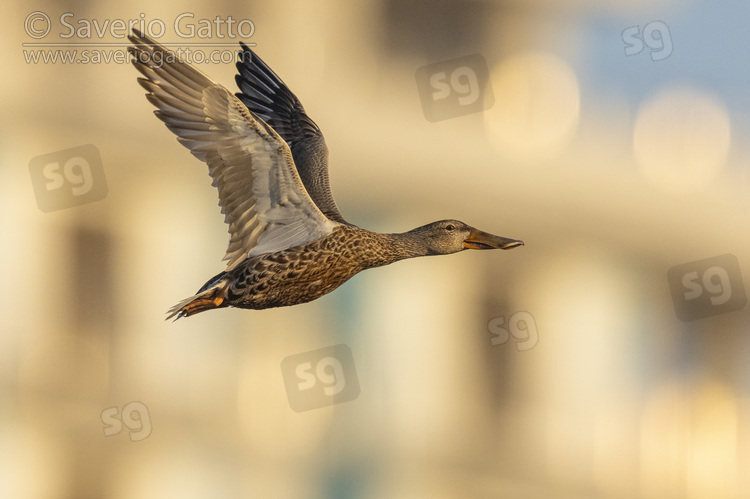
xmin=234 ymin=43 xmax=347 ymax=224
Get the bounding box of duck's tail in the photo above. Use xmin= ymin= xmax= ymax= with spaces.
xmin=165 ymin=281 xmax=229 ymax=321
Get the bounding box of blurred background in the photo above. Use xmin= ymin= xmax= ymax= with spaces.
xmin=3 ymin=0 xmax=750 ymax=497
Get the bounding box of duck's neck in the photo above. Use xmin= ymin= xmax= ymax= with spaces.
xmin=358 ymin=230 xmax=430 ymax=269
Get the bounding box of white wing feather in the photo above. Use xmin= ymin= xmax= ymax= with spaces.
xmin=129 ymin=31 xmax=338 ymax=269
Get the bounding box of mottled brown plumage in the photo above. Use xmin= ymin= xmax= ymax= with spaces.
xmin=127 ymin=30 xmax=523 ymax=320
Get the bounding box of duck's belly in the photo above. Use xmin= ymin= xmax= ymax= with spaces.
xmin=226 ymin=239 xmax=364 ymax=310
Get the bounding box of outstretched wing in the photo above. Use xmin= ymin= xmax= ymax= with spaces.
xmin=234 ymin=44 xmax=347 ymax=224
xmin=128 ymin=29 xmax=339 ymax=270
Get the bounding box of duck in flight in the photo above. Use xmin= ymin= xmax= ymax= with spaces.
xmin=127 ymin=29 xmax=523 ymax=320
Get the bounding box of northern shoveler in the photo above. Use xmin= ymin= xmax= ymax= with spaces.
xmin=127 ymin=29 xmax=523 ymax=320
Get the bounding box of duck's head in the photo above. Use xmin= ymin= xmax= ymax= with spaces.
xmin=411 ymin=220 xmax=524 ymax=255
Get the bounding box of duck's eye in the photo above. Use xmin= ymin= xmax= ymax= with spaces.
xmin=445 ymin=224 xmax=456 ymax=231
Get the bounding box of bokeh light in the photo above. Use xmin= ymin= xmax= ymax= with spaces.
xmin=484 ymin=52 xmax=580 ymax=162
xmin=633 ymin=87 xmax=731 ymax=192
